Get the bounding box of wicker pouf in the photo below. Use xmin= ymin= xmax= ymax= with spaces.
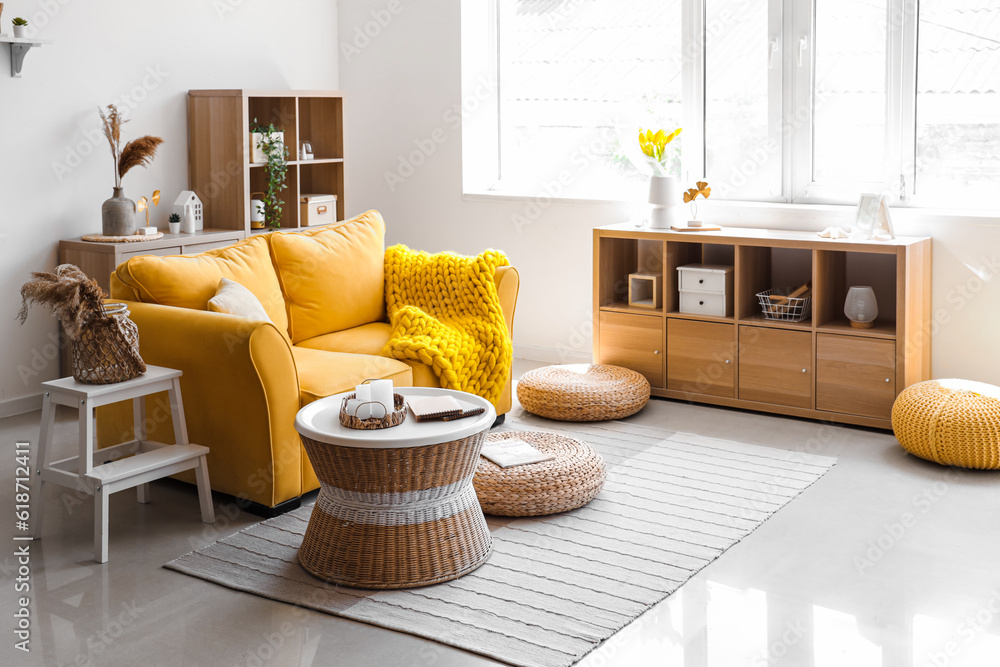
xmin=892 ymin=379 xmax=1000 ymax=469
xmin=474 ymin=431 xmax=606 ymax=516
xmin=516 ymin=364 xmax=650 ymax=422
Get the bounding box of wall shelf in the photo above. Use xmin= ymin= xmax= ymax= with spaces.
xmin=0 ymin=35 xmax=51 ymax=77
xmin=187 ymin=90 xmax=345 ymax=232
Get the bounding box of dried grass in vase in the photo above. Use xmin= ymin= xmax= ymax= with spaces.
xmin=18 ymin=264 xmax=107 ymax=339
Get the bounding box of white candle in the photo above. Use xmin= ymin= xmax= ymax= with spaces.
xmin=369 ymin=379 xmax=393 ymax=419
xmin=344 ymin=399 xmax=362 ymax=417
xmin=355 ymin=384 xmax=372 ymax=419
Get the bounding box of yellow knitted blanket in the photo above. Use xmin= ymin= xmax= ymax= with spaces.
xmin=383 ymin=245 xmax=512 ymax=407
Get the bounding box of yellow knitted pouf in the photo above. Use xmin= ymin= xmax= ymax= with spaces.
xmin=892 ymin=379 xmax=1000 ymax=469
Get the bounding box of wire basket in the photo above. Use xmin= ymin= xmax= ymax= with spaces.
xmin=756 ymin=288 xmax=812 ymax=322
xmin=72 ymin=303 xmax=146 ymax=384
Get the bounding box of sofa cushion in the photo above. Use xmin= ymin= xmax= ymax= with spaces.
xmin=114 ymin=235 xmax=288 ymax=334
xmin=208 ymin=278 xmax=271 ymax=322
xmin=297 ymin=323 xmax=439 ymax=389
xmin=291 ymin=346 xmax=412 ymax=405
xmin=270 ymin=210 xmax=386 ymax=343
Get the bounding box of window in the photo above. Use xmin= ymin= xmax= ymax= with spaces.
xmin=495 ymin=0 xmax=683 ymax=199
xmin=464 ymin=0 xmax=1000 ymax=209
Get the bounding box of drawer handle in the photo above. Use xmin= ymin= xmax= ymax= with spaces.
xmin=699 ymin=300 xmax=705 ymax=306
xmin=885 ymin=378 xmax=891 ymax=383
xmin=699 ymin=279 xmax=704 ymax=284
xmin=654 ymin=350 xmax=660 ymax=355
xmin=802 ymin=368 xmax=808 ymax=373
xmin=725 ymin=359 xmax=731 ymax=364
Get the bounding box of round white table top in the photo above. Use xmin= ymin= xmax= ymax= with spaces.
xmin=294 ymin=387 xmax=496 ymax=449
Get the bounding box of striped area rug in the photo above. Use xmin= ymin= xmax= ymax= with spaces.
xmin=165 ymin=416 xmax=836 ymax=667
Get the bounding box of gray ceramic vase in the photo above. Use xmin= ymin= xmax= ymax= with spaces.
xmin=102 ymin=187 xmax=136 ymax=236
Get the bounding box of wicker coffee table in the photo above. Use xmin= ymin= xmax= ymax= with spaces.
xmin=294 ymin=388 xmax=496 ymax=589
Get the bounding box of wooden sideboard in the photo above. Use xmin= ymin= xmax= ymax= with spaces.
xmin=593 ymin=223 xmax=932 ymax=429
xmin=59 ymin=229 xmax=246 ymax=295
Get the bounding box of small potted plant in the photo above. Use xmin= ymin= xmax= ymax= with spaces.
xmin=12 ymin=16 xmax=28 ymax=38
xmin=250 ymin=119 xmax=285 ymax=165
xmin=251 ymin=119 xmax=289 ymax=230
xmin=168 ymin=212 xmax=181 ymax=234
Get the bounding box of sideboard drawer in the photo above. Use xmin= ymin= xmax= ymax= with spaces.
xmin=120 ymin=246 xmax=182 ymax=261
xmin=679 ymin=290 xmax=730 ymax=317
xmin=677 ymin=264 xmax=733 ymax=294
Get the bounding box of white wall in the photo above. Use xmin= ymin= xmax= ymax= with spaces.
xmin=0 ymin=0 xmax=338 ymax=409
xmin=338 ymin=1 xmax=1000 ymax=386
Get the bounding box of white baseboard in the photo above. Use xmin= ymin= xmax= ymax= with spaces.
xmin=0 ymin=393 xmax=43 ymax=419
xmin=513 ymin=344 xmax=592 ymax=365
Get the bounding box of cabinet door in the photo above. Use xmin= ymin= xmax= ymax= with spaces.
xmin=739 ymin=327 xmax=812 ymax=408
xmin=598 ymin=312 xmax=664 ymax=388
xmin=667 ymin=319 xmax=735 ymax=398
xmin=817 ymin=334 xmax=896 ymax=418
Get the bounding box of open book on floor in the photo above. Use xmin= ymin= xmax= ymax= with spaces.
xmin=480 ymin=439 xmax=555 ymax=468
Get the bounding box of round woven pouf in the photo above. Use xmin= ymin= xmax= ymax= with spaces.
xmin=474 ymin=431 xmax=606 ymax=516
xmin=892 ymin=379 xmax=1000 ymax=469
xmin=516 ymin=364 xmax=650 ymax=422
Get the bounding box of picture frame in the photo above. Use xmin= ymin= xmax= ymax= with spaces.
xmin=851 ymin=193 xmax=895 ymax=241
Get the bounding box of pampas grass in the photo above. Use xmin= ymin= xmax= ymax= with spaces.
xmin=18 ymin=265 xmax=107 ymax=339
xmin=118 ymin=136 xmax=164 ymax=180
xmin=98 ymin=104 xmax=163 ymax=188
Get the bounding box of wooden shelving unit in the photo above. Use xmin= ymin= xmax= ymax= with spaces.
xmin=593 ymin=224 xmax=933 ymax=429
xmin=187 ymin=90 xmax=345 ymax=232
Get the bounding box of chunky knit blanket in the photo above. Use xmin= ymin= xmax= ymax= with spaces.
xmin=383 ymin=245 xmax=512 ymax=408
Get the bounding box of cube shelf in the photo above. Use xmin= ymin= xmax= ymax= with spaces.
xmin=593 ymin=224 xmax=932 ymax=429
xmin=188 ymin=90 xmax=346 ymax=234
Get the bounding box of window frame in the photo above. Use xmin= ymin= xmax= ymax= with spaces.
xmin=465 ymin=0 xmax=991 ymax=210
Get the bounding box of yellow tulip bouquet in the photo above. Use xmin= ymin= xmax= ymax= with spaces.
xmin=638 ymin=127 xmax=682 ymax=176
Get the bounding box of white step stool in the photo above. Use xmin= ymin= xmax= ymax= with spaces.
xmin=32 ymin=365 xmax=215 ymax=563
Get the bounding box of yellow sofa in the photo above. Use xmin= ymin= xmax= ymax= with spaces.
xmin=100 ymin=210 xmax=519 ymax=513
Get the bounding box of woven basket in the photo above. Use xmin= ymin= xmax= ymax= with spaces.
xmin=339 ymin=392 xmax=407 ymax=429
xmin=474 ymin=431 xmax=606 ymax=516
xmin=298 ymin=431 xmax=493 ymax=589
xmin=71 ymin=303 xmax=146 ymax=384
xmin=892 ymin=379 xmax=1000 ymax=469
xmin=516 ymin=364 xmax=650 ymax=422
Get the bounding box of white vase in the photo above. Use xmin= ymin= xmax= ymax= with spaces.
xmin=844 ymin=286 xmax=878 ymax=328
xmin=168 ymin=222 xmax=181 ymax=234
xmin=181 ymin=205 xmax=197 ymax=233
xmin=250 ymin=131 xmax=284 ymax=164
xmin=647 ymin=175 xmax=683 ymax=229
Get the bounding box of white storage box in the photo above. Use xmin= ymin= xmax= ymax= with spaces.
xmin=300 ymin=194 xmax=337 ymax=227
xmin=677 ymin=263 xmax=733 ymax=317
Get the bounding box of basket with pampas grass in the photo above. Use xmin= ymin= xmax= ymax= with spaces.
xmin=18 ymin=264 xmax=146 ymax=384
xmin=98 ymin=104 xmax=164 ymax=238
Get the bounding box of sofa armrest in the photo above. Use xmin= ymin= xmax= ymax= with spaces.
xmin=493 ymin=266 xmax=520 ymax=415
xmin=495 ymin=265 xmax=519 ymax=339
xmin=95 ymin=301 xmax=303 ymax=508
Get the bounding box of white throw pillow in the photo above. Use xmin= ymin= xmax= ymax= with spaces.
xmin=207 ymin=278 xmax=272 ymax=322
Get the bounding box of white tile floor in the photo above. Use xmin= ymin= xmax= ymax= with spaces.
xmin=2 ymin=360 xmax=999 ymax=666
